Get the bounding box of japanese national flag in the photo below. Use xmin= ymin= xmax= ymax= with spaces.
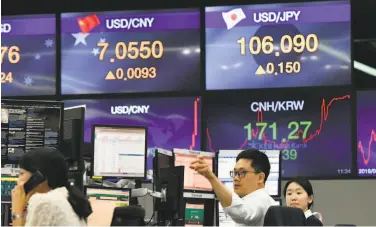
xmin=222 ymin=8 xmax=246 ymax=30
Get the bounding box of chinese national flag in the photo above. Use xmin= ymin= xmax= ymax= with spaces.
xmin=77 ymin=14 xmax=100 ymax=34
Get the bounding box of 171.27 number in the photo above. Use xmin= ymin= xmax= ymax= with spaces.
xmin=244 ymin=121 xmax=312 ymax=141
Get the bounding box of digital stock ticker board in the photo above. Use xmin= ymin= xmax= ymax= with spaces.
xmin=205 ymin=89 xmax=352 ymax=178
xmin=1 ymin=14 xmax=57 ymax=96
xmin=61 ymin=9 xmax=201 ymax=94
xmin=205 ymin=1 xmax=351 ymax=90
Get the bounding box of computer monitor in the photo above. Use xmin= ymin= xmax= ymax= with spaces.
xmin=183 ymin=197 xmax=215 ymax=227
xmin=92 ymin=125 xmax=147 ymax=179
xmin=1 ymin=99 xmax=63 ymax=164
xmin=217 ymin=150 xmax=281 ymax=197
xmin=173 ymin=149 xmax=215 ymax=192
xmin=1 ymin=175 xmax=18 ymax=203
xmin=153 ymin=148 xmax=174 ymax=179
xmin=155 ymin=166 xmax=185 ymax=226
xmin=84 ymin=186 xmax=131 ymax=226
xmin=63 ymin=105 xmax=85 ymax=172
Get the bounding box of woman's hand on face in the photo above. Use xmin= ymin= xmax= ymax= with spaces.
xmin=11 ymin=182 xmax=28 ymax=214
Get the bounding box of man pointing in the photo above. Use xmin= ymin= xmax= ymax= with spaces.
xmin=190 ymin=149 xmax=275 ymax=226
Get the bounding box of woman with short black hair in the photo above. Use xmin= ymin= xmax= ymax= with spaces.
xmin=11 ymin=147 xmax=92 ymax=226
xmin=283 ymin=177 xmax=323 ymax=226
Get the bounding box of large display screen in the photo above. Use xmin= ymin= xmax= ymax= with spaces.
xmin=357 ymin=90 xmax=376 ymax=177
xmin=64 ymin=97 xmax=201 ymax=179
xmin=205 ymin=89 xmax=352 ymax=178
xmin=205 ymin=1 xmax=351 ymax=90
xmin=61 ymin=9 xmax=201 ymax=94
xmin=1 ymin=14 xmax=56 ymax=96
xmin=1 ymin=100 xmax=62 ymax=164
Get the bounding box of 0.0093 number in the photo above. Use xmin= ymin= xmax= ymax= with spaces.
xmin=115 ymin=67 xmax=156 ymax=80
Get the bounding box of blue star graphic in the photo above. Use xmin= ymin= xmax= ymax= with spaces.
xmin=24 ymin=76 xmax=33 ymax=86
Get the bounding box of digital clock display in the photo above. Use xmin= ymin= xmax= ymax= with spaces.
xmin=205 ymin=0 xmax=351 ymax=90
xmin=205 ymin=89 xmax=352 ymax=177
xmin=357 ymin=90 xmax=376 ymax=177
xmin=1 ymin=14 xmax=56 ymax=96
xmin=61 ymin=9 xmax=200 ymax=94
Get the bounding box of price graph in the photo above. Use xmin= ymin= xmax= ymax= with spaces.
xmin=357 ymin=90 xmax=376 ymax=176
xmin=207 ymin=95 xmax=350 ymax=151
xmin=205 ymin=90 xmax=352 ymax=177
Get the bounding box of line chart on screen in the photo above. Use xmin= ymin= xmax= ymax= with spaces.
xmin=358 ymin=129 xmax=376 ymax=165
xmin=190 ymin=97 xmax=200 ymax=150
xmin=206 ymin=95 xmax=350 ymax=152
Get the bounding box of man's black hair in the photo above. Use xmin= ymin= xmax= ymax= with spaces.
xmin=236 ymin=149 xmax=270 ymax=183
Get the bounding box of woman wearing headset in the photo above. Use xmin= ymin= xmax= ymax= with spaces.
xmin=283 ymin=177 xmax=323 ymax=226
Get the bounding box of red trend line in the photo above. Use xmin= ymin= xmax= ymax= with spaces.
xmin=358 ymin=130 xmax=376 ymax=165
xmin=206 ymin=95 xmax=350 ymax=152
xmin=190 ymin=98 xmax=200 ymax=150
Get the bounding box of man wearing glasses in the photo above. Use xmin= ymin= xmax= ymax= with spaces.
xmin=190 ymin=149 xmax=275 ymax=226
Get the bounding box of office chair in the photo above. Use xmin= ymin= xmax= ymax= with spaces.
xmin=111 ymin=205 xmax=146 ymax=226
xmin=264 ymin=206 xmax=307 ymax=226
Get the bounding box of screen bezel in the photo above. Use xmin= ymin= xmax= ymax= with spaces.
xmin=91 ymin=124 xmax=148 ymax=180
xmin=173 ymin=148 xmax=216 ymax=195
xmin=216 ymin=149 xmax=282 ymax=197
xmin=1 ymin=99 xmax=64 ymax=165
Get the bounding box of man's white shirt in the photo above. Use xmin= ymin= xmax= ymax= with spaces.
xmin=222 ymin=188 xmax=275 ymax=226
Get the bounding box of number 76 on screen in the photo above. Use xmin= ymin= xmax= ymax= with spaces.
xmin=244 ymin=121 xmax=312 ymax=141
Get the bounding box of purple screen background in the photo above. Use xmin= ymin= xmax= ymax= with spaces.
xmin=205 ymin=89 xmax=352 ymax=177
xmin=205 ymin=1 xmax=351 ymax=90
xmin=1 ymin=14 xmax=56 ymax=96
xmin=357 ymin=90 xmax=376 ymax=177
xmin=64 ymin=96 xmax=201 ymax=176
xmin=61 ymin=10 xmax=201 ymax=94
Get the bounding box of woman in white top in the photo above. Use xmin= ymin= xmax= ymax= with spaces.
xmin=11 ymin=147 xmax=92 ymax=226
xmin=283 ymin=177 xmax=323 ymax=226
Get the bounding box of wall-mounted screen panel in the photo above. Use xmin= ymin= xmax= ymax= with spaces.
xmin=1 ymin=14 xmax=56 ymax=96
xmin=61 ymin=9 xmax=201 ymax=95
xmin=64 ymin=97 xmax=201 ymax=179
xmin=205 ymin=1 xmax=351 ymax=90
xmin=357 ymin=90 xmax=376 ymax=177
xmin=205 ymin=89 xmax=352 ymax=178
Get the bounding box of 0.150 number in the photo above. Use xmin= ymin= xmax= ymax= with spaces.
xmin=243 ymin=121 xmax=312 ymax=141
